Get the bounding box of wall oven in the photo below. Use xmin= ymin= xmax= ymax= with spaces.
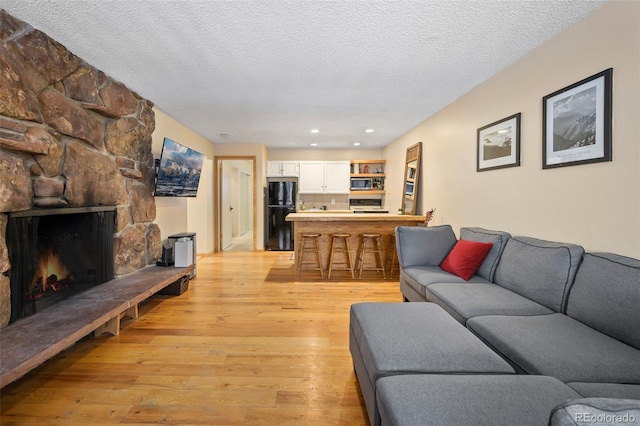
xmin=349 ymin=198 xmax=388 ymax=213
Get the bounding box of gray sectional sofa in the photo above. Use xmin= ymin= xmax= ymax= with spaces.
xmin=349 ymin=225 xmax=640 ymax=425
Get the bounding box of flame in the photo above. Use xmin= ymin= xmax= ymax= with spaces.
xmin=33 ymin=247 xmax=70 ymax=292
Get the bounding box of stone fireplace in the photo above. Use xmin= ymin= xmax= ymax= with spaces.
xmin=0 ymin=10 xmax=161 ymax=328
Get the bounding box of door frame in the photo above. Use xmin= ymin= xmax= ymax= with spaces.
xmin=214 ymin=156 xmax=257 ymax=252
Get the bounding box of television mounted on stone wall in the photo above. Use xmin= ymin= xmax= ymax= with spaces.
xmin=154 ymin=137 xmax=204 ymax=197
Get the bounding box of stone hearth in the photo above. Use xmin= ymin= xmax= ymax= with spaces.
xmin=0 ymin=10 xmax=161 ymax=328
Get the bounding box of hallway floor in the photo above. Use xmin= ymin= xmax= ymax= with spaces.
xmin=225 ymin=231 xmax=254 ymax=252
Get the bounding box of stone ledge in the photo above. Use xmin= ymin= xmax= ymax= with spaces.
xmin=0 ymin=264 xmax=194 ymax=388
xmin=0 ymin=137 xmax=48 ymax=154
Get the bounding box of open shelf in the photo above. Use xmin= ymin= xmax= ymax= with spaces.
xmin=350 ymin=173 xmax=386 ymax=178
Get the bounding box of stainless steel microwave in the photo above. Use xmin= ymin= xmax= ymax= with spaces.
xmin=351 ymin=178 xmax=372 ymax=190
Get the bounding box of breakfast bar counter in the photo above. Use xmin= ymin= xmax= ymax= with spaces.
xmin=286 ymin=213 xmax=425 ymax=278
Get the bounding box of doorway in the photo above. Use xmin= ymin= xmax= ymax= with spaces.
xmin=215 ymin=157 xmax=257 ymax=252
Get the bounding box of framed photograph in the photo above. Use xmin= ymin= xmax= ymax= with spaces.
xmin=543 ymin=68 xmax=612 ymax=169
xmin=477 ymin=113 xmax=521 ymax=172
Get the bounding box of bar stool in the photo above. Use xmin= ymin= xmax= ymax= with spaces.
xmin=355 ymin=233 xmax=386 ymax=279
xmin=296 ymin=233 xmax=324 ymax=279
xmin=385 ymin=233 xmax=398 ymax=279
xmin=327 ymin=233 xmax=354 ymax=279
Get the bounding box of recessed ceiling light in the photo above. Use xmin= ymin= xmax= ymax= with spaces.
xmin=353 ymin=142 xmax=361 ymax=146
xmin=310 ymin=129 xmax=320 ymax=133
xmin=310 ymin=143 xmax=318 ymax=146
xmin=365 ymin=129 xmax=374 ymax=133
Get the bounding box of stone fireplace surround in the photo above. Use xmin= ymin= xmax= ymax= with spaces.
xmin=0 ymin=10 xmax=161 ymax=328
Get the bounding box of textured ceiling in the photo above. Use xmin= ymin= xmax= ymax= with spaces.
xmin=2 ymin=1 xmax=606 ymax=149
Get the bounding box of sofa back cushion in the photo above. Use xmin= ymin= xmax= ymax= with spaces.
xmin=395 ymin=225 xmax=457 ymax=268
xmin=460 ymin=227 xmax=511 ymax=281
xmin=566 ymin=252 xmax=640 ymax=350
xmin=493 ymin=236 xmax=584 ymax=312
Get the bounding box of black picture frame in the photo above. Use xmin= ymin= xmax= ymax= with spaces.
xmin=542 ymin=68 xmax=612 ymax=169
xmin=477 ymin=113 xmax=521 ymax=172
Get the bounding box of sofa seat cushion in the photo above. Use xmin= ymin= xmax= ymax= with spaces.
xmin=350 ymin=302 xmax=514 ymax=383
xmin=493 ymin=236 xmax=584 ymax=312
xmin=468 ymin=313 xmax=640 ymax=383
xmin=568 ymin=382 xmax=640 ymax=400
xmin=427 ymin=282 xmax=553 ymax=325
xmin=376 ymin=374 xmax=581 ymax=426
xmin=402 ymin=266 xmax=491 ymax=298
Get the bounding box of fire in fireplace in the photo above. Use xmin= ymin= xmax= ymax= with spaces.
xmin=6 ymin=207 xmax=116 ymax=322
xmin=31 ymin=246 xmax=73 ymax=300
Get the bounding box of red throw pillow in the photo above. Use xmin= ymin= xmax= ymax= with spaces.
xmin=440 ymin=239 xmax=494 ymax=281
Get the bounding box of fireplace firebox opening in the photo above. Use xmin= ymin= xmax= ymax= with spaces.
xmin=6 ymin=207 xmax=116 ymax=323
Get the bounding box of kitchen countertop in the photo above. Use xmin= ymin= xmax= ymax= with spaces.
xmin=297 ymin=209 xmax=353 ymax=213
xmin=286 ymin=212 xmax=425 ymax=222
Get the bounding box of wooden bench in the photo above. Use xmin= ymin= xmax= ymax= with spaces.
xmin=0 ymin=265 xmax=194 ymax=388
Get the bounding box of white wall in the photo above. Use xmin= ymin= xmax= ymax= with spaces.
xmin=384 ymin=1 xmax=640 ymax=257
xmin=152 ymin=108 xmax=215 ymax=254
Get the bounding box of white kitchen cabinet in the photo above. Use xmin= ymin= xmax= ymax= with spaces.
xmin=266 ymin=161 xmax=298 ymax=177
xmin=299 ymin=161 xmax=350 ymax=194
xmin=281 ymin=162 xmax=298 ymax=176
xmin=324 ymin=161 xmax=350 ymax=193
xmin=298 ymin=161 xmax=324 ymax=193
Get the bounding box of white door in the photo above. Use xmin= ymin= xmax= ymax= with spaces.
xmin=221 ymin=162 xmax=233 ymax=250
xmin=231 ymin=165 xmax=240 ymax=237
xmin=298 ymin=161 xmax=325 ymax=193
xmin=240 ymin=172 xmax=251 ymax=234
xmin=324 ymin=161 xmax=350 ymax=193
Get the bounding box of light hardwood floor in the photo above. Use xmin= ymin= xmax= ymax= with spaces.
xmin=1 ymin=251 xmax=402 ymax=425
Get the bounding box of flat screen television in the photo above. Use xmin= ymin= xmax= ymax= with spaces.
xmin=154 ymin=137 xmax=205 ymax=197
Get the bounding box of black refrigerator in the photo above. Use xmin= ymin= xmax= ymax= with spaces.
xmin=265 ymin=180 xmax=296 ymax=251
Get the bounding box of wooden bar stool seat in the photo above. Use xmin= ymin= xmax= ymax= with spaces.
xmin=355 ymin=233 xmax=386 ymax=279
xmin=327 ymin=233 xmax=354 ymax=279
xmin=296 ymin=233 xmax=324 ymax=279
xmin=385 ymin=233 xmax=398 ymax=279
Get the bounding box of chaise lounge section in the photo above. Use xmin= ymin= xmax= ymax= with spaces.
xmin=376 ymin=375 xmax=583 ymax=426
xmin=349 ymin=302 xmax=514 ymax=426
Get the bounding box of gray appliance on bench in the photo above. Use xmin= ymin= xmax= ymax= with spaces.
xmin=168 ymin=232 xmax=197 ymax=278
